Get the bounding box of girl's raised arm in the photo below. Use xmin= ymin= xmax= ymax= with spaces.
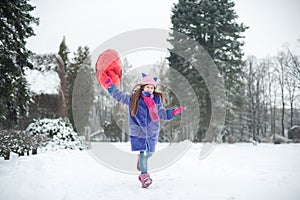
xmin=108 ymin=84 xmax=130 ymax=105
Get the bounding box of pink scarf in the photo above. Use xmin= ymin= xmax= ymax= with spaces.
xmin=141 ymin=92 xmax=159 ymax=122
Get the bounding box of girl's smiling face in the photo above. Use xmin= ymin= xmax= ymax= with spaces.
xmin=143 ymin=84 xmax=155 ymax=94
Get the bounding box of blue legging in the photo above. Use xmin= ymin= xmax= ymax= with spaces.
xmin=140 ymin=151 xmax=153 ymax=174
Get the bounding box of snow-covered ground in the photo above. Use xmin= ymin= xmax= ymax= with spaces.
xmin=0 ymin=143 xmax=299 ymax=200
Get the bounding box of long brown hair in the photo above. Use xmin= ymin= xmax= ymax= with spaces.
xmin=130 ymin=84 xmax=165 ymax=117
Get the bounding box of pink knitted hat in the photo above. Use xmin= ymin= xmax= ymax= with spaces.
xmin=141 ymin=73 xmax=158 ymax=88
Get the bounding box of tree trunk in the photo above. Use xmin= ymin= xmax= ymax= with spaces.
xmin=55 ymin=55 xmax=68 ymax=118
xmin=290 ymin=102 xmax=294 ymax=128
xmin=272 ymin=107 xmax=276 ymax=141
xmin=281 ymin=101 xmax=285 ymax=136
xmin=32 ymin=148 xmax=37 ymax=155
xmin=4 ymin=152 xmax=10 ymax=160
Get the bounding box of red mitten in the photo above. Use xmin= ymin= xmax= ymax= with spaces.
xmin=95 ymin=49 xmax=122 ymax=89
xmin=104 ymin=76 xmax=113 ymax=89
xmin=172 ymin=106 xmax=183 ymax=116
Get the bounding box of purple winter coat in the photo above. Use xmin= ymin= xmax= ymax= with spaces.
xmin=108 ymin=85 xmax=175 ymax=152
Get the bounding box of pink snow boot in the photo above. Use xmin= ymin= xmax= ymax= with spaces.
xmin=138 ymin=173 xmax=152 ymax=188
xmin=137 ymin=154 xmax=140 ymax=171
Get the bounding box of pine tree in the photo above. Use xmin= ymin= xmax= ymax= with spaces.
xmin=66 ymin=46 xmax=90 ymax=130
xmin=168 ymin=0 xmax=248 ymax=140
xmin=0 ymin=0 xmax=39 ymax=129
xmin=58 ymin=36 xmax=70 ymax=73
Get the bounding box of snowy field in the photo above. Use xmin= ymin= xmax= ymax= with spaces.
xmin=0 ymin=143 xmax=300 ymax=200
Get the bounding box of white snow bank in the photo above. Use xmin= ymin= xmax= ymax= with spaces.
xmin=0 ymin=143 xmax=299 ymax=200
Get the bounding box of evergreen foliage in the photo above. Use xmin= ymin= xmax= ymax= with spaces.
xmin=168 ymin=0 xmax=248 ymax=140
xmin=0 ymin=0 xmax=39 ymax=129
xmin=66 ymin=46 xmax=91 ymax=131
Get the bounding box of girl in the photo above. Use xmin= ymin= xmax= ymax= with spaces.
xmin=104 ymin=73 xmax=183 ymax=188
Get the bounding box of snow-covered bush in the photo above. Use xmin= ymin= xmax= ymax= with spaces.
xmin=0 ymin=130 xmax=48 ymax=160
xmin=26 ymin=118 xmax=86 ymax=150
xmin=0 ymin=130 xmax=12 ymax=159
xmin=272 ymin=134 xmax=292 ymax=144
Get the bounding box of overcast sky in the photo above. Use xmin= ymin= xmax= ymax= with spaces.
xmin=27 ymin=0 xmax=300 ymax=66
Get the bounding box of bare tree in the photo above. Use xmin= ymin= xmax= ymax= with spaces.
xmin=245 ymin=55 xmax=283 ymax=141
xmin=275 ymin=52 xmax=287 ymax=136
xmin=246 ymin=56 xmax=263 ymax=141
xmin=266 ymin=58 xmax=278 ymax=139
xmin=286 ymin=77 xmax=297 ymax=127
xmin=287 ymin=49 xmax=300 ymax=83
xmin=258 ymin=59 xmax=271 ymax=137
xmin=285 ymin=48 xmax=300 ymax=127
